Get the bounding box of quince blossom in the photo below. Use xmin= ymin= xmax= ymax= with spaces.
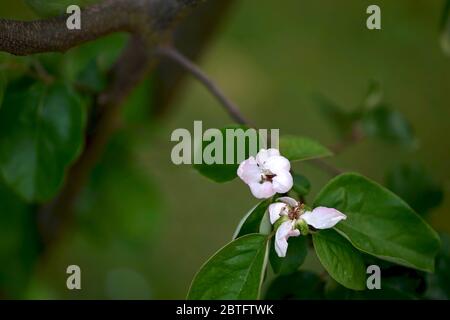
xmin=237 ymin=149 xmax=293 ymax=199
xmin=269 ymin=197 xmax=347 ymax=257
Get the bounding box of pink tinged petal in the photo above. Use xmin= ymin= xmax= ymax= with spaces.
xmin=256 ymin=148 xmax=280 ymax=165
xmin=277 ymin=196 xmax=298 ymax=207
xmin=289 ymin=229 xmax=301 ymax=237
xmin=301 ymin=207 xmax=347 ymax=229
xmin=275 ymin=221 xmax=291 ymax=258
xmin=264 ymin=155 xmax=291 ymax=174
xmin=268 ymin=203 xmax=288 ymax=224
xmin=255 ymin=149 xmax=269 ymax=165
xmin=272 ymin=171 xmax=293 ymax=194
xmin=275 ymin=221 xmax=300 ymax=258
xmin=249 ymin=181 xmax=276 ymax=199
xmin=237 ymin=157 xmax=261 ymax=184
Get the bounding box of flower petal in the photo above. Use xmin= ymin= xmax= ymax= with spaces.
xmin=272 ymin=171 xmax=293 ymax=194
xmin=256 ymin=148 xmax=280 ymax=165
xmin=268 ymin=202 xmax=288 ymax=224
xmin=237 ymin=156 xmax=261 ymax=184
xmin=248 ymin=181 xmax=276 ymax=199
xmin=288 ymin=229 xmax=301 ymax=238
xmin=264 ymin=155 xmax=290 ymax=174
xmin=277 ymin=196 xmax=298 ymax=207
xmin=275 ymin=221 xmax=300 ymax=258
xmin=301 ymin=207 xmax=347 ymax=229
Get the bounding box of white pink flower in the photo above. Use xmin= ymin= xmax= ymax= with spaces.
xmin=269 ymin=197 xmax=347 ymax=257
xmin=237 ymin=149 xmax=293 ymax=199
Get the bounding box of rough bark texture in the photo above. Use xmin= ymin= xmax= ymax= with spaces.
xmin=0 ymin=0 xmax=203 ymax=55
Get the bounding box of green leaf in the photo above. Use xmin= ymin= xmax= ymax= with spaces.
xmin=233 ymin=199 xmax=272 ymax=239
xmin=0 ymin=80 xmax=85 ymax=202
xmin=188 ymin=234 xmax=268 ymax=300
xmin=279 ymin=135 xmax=332 ymax=162
xmin=193 ymin=125 xmax=261 ymax=183
xmin=425 ymin=233 xmax=450 ymax=299
xmin=313 ymin=229 xmax=366 ymax=290
xmin=25 ymin=0 xmax=99 ymax=17
xmin=292 ymin=173 xmax=311 ymax=197
xmin=361 ymin=105 xmax=416 ymax=147
xmin=0 ymin=179 xmax=39 ymax=298
xmin=269 ymin=236 xmax=308 ymax=275
xmin=314 ymin=173 xmax=441 ymax=272
xmin=385 ymin=162 xmax=443 ymax=216
xmin=265 ymin=271 xmax=324 ymax=300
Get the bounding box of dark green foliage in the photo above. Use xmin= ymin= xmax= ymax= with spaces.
xmin=0 ymin=79 xmax=85 ymax=202
xmin=265 ymin=271 xmax=324 ymax=300
xmin=386 ymin=162 xmax=444 ymax=216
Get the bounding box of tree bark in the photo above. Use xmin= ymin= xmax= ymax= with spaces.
xmin=0 ymin=0 xmax=204 ymax=55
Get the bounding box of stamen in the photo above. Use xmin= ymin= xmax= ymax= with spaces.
xmin=260 ymin=169 xmax=276 ymax=183
xmin=287 ymin=202 xmax=304 ymax=220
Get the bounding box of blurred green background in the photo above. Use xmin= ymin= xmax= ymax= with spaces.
xmin=0 ymin=0 xmax=449 ymax=299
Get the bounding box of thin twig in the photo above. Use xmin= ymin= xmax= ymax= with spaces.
xmin=154 ymin=46 xmax=250 ymax=125
xmin=152 ymin=0 xmax=236 ymax=118
xmin=157 ymin=45 xmax=343 ymax=176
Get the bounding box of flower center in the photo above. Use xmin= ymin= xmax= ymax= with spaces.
xmin=288 ymin=203 xmax=305 ymax=220
xmin=260 ymin=169 xmax=276 ymax=183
